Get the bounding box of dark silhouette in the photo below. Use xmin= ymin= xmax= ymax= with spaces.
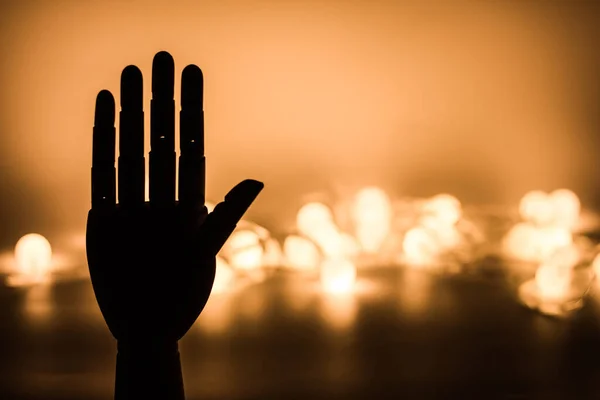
xmin=86 ymin=51 xmax=263 ymax=400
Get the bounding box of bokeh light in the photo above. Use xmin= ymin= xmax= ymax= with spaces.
xmin=226 ymin=230 xmax=264 ymax=270
xmin=421 ymin=194 xmax=462 ymax=227
xmin=535 ymin=264 xmax=573 ymax=300
xmin=352 ymin=187 xmax=392 ymax=253
xmin=283 ymin=235 xmax=321 ymax=271
xmin=211 ymin=256 xmax=235 ymax=295
xmin=320 ymin=258 xmax=357 ymax=294
xmin=402 ymin=226 xmax=441 ymax=267
xmin=11 ymin=233 xmax=53 ymax=285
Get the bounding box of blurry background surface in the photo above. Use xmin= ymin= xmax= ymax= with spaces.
xmin=0 ymin=0 xmax=598 ymax=248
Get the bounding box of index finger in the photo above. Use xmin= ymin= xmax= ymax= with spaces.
xmin=91 ymin=90 xmax=116 ymax=209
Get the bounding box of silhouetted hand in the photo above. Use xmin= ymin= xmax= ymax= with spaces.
xmin=86 ymin=51 xmax=263 ymax=400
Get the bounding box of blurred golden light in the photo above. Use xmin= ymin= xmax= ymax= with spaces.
xmin=340 ymin=233 xmax=360 ymax=258
xmin=519 ymin=189 xmax=581 ymax=229
xmin=419 ymin=216 xmax=462 ymax=249
xmin=402 ymin=226 xmax=440 ymax=266
xmin=593 ymin=253 xmax=600 ymax=282
xmin=503 ymin=223 xmax=540 ymax=261
xmin=352 ymin=187 xmax=392 ymax=253
xmin=211 ymin=256 xmax=235 ymax=295
xmin=421 ymin=194 xmax=462 ymax=226
xmin=319 ymin=294 xmax=357 ymax=330
xmin=550 ymin=189 xmax=581 ymax=230
xmin=503 ymin=222 xmax=572 ymax=262
xmin=262 ymin=238 xmax=283 ymax=268
xmin=226 ymin=230 xmax=264 ymax=270
xmin=294 ymin=201 xmax=354 ymax=258
xmin=10 ymin=233 xmax=53 ymax=285
xmin=297 ymin=202 xmax=335 ymax=238
xmin=546 ymin=245 xmax=580 ymax=269
xmin=520 ymin=190 xmax=556 ymax=226
xmin=320 ymin=258 xmax=357 ymax=294
xmin=535 ymin=264 xmax=573 ymax=300
xmin=283 ymin=235 xmax=321 ymax=271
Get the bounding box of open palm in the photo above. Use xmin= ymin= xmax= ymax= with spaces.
xmin=86 ymin=51 xmax=263 ymax=347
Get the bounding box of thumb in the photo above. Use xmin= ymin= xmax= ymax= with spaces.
xmin=199 ymin=179 xmax=264 ymax=257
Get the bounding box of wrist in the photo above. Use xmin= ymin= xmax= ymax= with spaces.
xmin=115 ymin=340 xmax=184 ymax=400
xmin=117 ymin=339 xmax=179 ymax=358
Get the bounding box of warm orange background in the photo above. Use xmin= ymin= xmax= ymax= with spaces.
xmin=0 ymin=0 xmax=598 ymax=248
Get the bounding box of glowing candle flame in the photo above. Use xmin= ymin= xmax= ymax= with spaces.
xmin=283 ymin=235 xmax=321 ymax=270
xmin=227 ymin=230 xmax=264 ymax=270
xmin=212 ymin=256 xmax=235 ymax=295
xmin=320 ymin=258 xmax=356 ymax=294
xmin=14 ymin=233 xmax=52 ymax=280
xmin=352 ymin=187 xmax=392 ymax=253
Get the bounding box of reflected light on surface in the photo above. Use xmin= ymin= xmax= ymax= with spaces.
xmin=226 ymin=230 xmax=264 ymax=270
xmin=519 ymin=243 xmax=591 ymax=316
xmin=398 ymin=269 xmax=433 ymax=316
xmin=8 ymin=233 xmax=53 ymax=286
xmin=283 ymin=235 xmax=321 ymax=271
xmin=352 ymin=187 xmax=392 ymax=253
xmin=319 ymin=294 xmax=357 ymax=331
xmin=23 ymin=283 xmax=55 ymax=324
xmin=211 ymin=257 xmax=235 ymax=295
xmin=320 ymin=258 xmax=357 ymax=294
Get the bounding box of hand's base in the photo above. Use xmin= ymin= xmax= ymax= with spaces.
xmin=115 ymin=341 xmax=184 ymax=400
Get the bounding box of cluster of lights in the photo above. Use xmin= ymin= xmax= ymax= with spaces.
xmin=504 ymin=189 xmax=597 ymax=315
xmin=504 ymin=189 xmax=580 ymax=263
xmin=5 ymin=187 xmax=600 ymax=318
xmin=402 ymin=194 xmax=465 ymax=267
